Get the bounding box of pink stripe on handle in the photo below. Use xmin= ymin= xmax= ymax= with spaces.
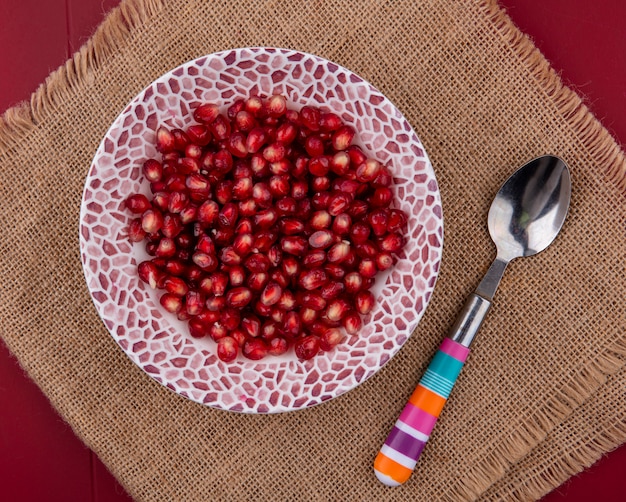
xmin=398 ymin=402 xmax=438 ymax=436
xmin=440 ymin=338 xmax=470 ymax=363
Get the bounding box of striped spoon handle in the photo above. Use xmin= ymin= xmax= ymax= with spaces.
xmin=374 ymin=293 xmax=491 ymax=486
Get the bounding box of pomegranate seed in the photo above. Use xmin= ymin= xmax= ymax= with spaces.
xmin=356 ymin=158 xmax=381 ymax=182
xmin=312 ymin=192 xmax=330 ymax=210
xmin=299 ymin=307 xmax=318 ymax=325
xmin=172 ymin=129 xmax=191 ymax=150
xmin=304 ymin=135 xmax=325 ymax=157
xmin=343 ymin=311 xmax=362 ymax=335
xmin=324 ymin=263 xmax=346 ymax=280
xmin=254 ymin=300 xmax=273 ymax=318
xmin=330 ymin=151 xmax=350 ymax=176
xmin=260 ymin=281 xmax=282 ymax=306
xmin=254 ymin=208 xmax=278 ymax=229
xmin=301 ymin=292 xmax=326 ymax=311
xmin=244 ymin=253 xmax=270 ymax=273
xmin=128 ymin=218 xmax=147 ymax=242
xmin=155 ymin=127 xmax=175 ymax=153
xmin=295 ymin=335 xmax=320 ymax=360
xmin=238 ymin=198 xmax=256 ymax=216
xmin=141 ymin=209 xmax=163 ymax=233
xmin=268 ymin=337 xmax=289 ymax=356
xmin=281 ymin=236 xmax=308 ymax=256
xmin=220 ymin=307 xmax=241 ymax=330
xmin=165 ymin=259 xmax=186 ymax=277
xmin=188 ymin=317 xmax=210 ymax=338
xmin=245 ymin=96 xmax=264 ymax=115
xmin=205 ymin=294 xmax=226 ymax=312
xmin=319 ymin=112 xmax=342 ymax=131
xmin=247 ymin=272 xmax=269 ymax=292
xmin=350 ymin=221 xmax=371 ymax=243
xmin=281 ymin=256 xmax=300 ymax=278
xmin=327 ymin=241 xmax=350 ymax=263
xmin=380 ymin=232 xmax=404 ymax=252
xmin=263 ymin=142 xmax=286 ymax=163
xmin=232 ymin=177 xmax=253 ymax=200
xmin=241 ymin=314 xmax=261 ymax=338
xmin=266 ymin=94 xmax=287 ymax=117
xmin=193 ymin=103 xmax=220 ymax=123
xmin=275 ymin=196 xmax=297 ymax=215
xmin=371 ymin=187 xmax=393 ymax=208
xmin=218 ymin=202 xmax=238 ymax=228
xmin=348 ymin=200 xmax=369 ymax=220
xmin=331 ymin=125 xmax=355 ymax=151
xmin=196 ymin=233 xmax=215 ymax=254
xmin=277 ymin=289 xmax=296 ymax=310
xmin=246 ymin=128 xmax=268 ymax=153
xmin=227 ymin=99 xmax=245 ymax=119
xmin=290 ymin=180 xmax=308 ymax=200
xmin=309 ymin=210 xmax=331 ymax=230
xmin=233 ymin=233 xmax=253 ymax=256
xmin=325 ymin=298 xmax=350 ymax=322
xmin=344 ymin=271 xmax=364 ymax=293
xmin=320 ymin=327 xmax=344 ymax=351
xmin=155 ymin=237 xmax=176 ymax=258
xmin=160 ymin=293 xmax=182 ymax=313
xmin=358 ymin=258 xmax=377 ymax=278
xmin=281 ymin=311 xmax=301 ymax=338
xmin=138 ymin=261 xmax=160 ymax=289
xmin=192 ymin=252 xmax=218 ymax=271
xmin=387 ymin=209 xmax=408 ymax=232
xmin=125 ymin=194 xmax=151 ymax=213
xmin=346 ymin=145 xmax=367 ymax=166
xmin=217 ymin=337 xmax=238 ymax=362
xmin=226 ymin=286 xmax=252 ymax=308
xmin=252 ymin=182 xmax=272 ymax=208
xmin=228 ymin=265 xmax=246 ymax=286
xmin=312 ymin=176 xmax=331 ymax=192
xmin=253 ymin=230 xmax=278 ymax=252
xmin=327 ymin=191 xmax=352 ymax=216
xmin=276 ymin=121 xmax=297 ymax=144
xmin=187 ymin=124 xmax=212 ymax=146
xmin=320 ymin=281 xmax=345 ymax=300
xmin=210 ymin=114 xmax=231 ymax=141
xmin=184 ymin=291 xmax=204 ymax=315
xmin=279 ymin=218 xmax=305 ymax=235
xmin=210 ymin=272 xmax=228 ymax=296
xmin=236 ymin=218 xmax=254 ymax=234
xmin=209 ymin=322 xmax=228 ymax=342
xmin=268 ymin=245 xmax=282 ymax=267
xmin=309 ymin=230 xmax=334 ymax=249
xmin=368 ymin=209 xmax=389 ymax=237
xmin=142 ymin=159 xmax=163 ymax=182
xmin=299 ymin=268 xmax=328 ymax=290
xmin=376 ymin=252 xmax=394 ymax=270
xmin=179 ymin=204 xmax=197 ymax=225
xmin=196 ymin=200 xmax=218 ymax=226
xmin=303 ymin=249 xmax=326 ymax=269
xmin=355 ymin=290 xmax=375 ymax=315
xmin=242 ymin=339 xmax=268 ymax=360
xmin=260 ymin=320 xmax=279 ymax=340
xmin=269 ymin=175 xmax=290 ymax=197
xmin=332 ymin=213 xmax=351 ymax=236
xmin=300 ymin=106 xmax=321 ymax=131
xmin=213 ymin=149 xmax=234 ymax=173
xmin=219 ymin=246 xmax=242 ymax=265
xmin=226 ymin=131 xmax=248 ymax=158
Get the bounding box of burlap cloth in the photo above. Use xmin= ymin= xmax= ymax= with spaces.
xmin=1 ymin=0 xmax=625 ymax=500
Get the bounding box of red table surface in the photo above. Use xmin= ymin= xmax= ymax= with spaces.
xmin=1 ymin=1 xmax=624 ymax=500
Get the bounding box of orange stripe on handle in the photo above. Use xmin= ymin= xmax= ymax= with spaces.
xmin=373 ymin=452 xmax=413 ymax=486
xmin=408 ymin=384 xmax=446 ymax=418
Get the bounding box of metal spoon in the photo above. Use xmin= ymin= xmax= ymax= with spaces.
xmin=374 ymin=155 xmax=571 ymax=486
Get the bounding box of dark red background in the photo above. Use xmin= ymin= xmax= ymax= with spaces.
xmin=1 ymin=1 xmax=624 ymax=500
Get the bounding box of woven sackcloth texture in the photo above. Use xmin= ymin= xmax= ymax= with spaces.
xmin=1 ymin=0 xmax=625 ymax=500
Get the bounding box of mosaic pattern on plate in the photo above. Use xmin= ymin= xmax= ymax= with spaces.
xmin=79 ymin=47 xmax=443 ymax=413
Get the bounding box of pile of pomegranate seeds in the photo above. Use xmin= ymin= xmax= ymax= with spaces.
xmin=124 ymin=94 xmax=408 ymax=362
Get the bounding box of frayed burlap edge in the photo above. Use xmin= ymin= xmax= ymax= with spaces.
xmin=440 ymin=2 xmax=626 ymax=501
xmin=1 ymin=0 xmax=626 ymax=500
xmin=0 ymin=0 xmax=165 ymax=152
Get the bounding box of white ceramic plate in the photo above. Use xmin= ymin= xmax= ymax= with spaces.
xmin=79 ymin=47 xmax=443 ymax=413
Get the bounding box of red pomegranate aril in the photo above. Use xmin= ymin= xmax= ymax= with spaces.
xmin=142 ymin=159 xmax=163 ymax=182
xmin=268 ymin=245 xmax=282 ymax=267
xmin=301 ymin=292 xmax=326 ymax=311
xmin=218 ymin=202 xmax=238 ymax=228
xmin=227 ymin=99 xmax=245 ymax=119
xmin=178 ymin=156 xmax=200 ymax=175
xmin=187 ymin=124 xmax=211 ymax=146
xmin=345 ymin=145 xmax=367 ymax=166
xmin=205 ymin=294 xmax=226 ymax=311
xmin=368 ymin=209 xmax=389 ymax=237
xmin=230 ymin=328 xmax=247 ymax=347
xmin=380 ymin=232 xmax=404 ymax=252
xmin=329 ymin=151 xmax=350 ymax=176
xmin=214 ymin=180 xmax=233 ymax=205
xmin=220 ymin=307 xmax=241 ymax=330
xmin=348 ymin=200 xmax=369 ymax=220
xmin=358 ymin=258 xmax=377 ymax=278
xmin=327 ymin=192 xmax=352 ymax=216
xmin=171 ymin=128 xmax=190 ymax=151
xmin=188 ymin=317 xmax=209 ymax=338
xmin=370 ymin=187 xmax=393 ymax=208
xmin=324 ymin=263 xmax=346 ymax=280
xmin=198 ymin=276 xmax=214 ymax=294
xmin=350 ymin=221 xmax=370 ymax=244
xmin=238 ymin=198 xmax=256 ymax=217
xmin=300 ymin=106 xmax=321 ymax=131
xmin=241 ymin=314 xmax=261 ymax=338
xmin=303 ymin=249 xmax=326 ymax=269
xmin=344 ymin=271 xmax=364 ymax=293
xmin=355 ymin=290 xmax=375 ymax=315
xmin=244 ymin=272 xmax=267 ymax=293
xmin=270 ymin=306 xmax=285 ymax=324
xmin=242 ymin=339 xmax=268 ymax=360
xmin=281 ymin=256 xmax=300 ymax=278
xmin=246 ymin=127 xmax=268 ymax=153
xmin=193 ymin=103 xmax=220 ymax=124
xmin=166 ymin=191 xmax=187 ymax=214
xmin=309 ymin=230 xmax=334 ymax=249
xmin=165 ymin=259 xmax=186 ymax=277
xmin=290 ymin=180 xmax=308 ymax=200
xmin=179 ymin=204 xmax=198 ymax=225
xmin=125 ymin=194 xmax=151 ymax=214
xmin=254 ymin=299 xmax=273 ymax=317
xmin=332 ymin=213 xmax=352 ymax=236
xmin=252 ymin=182 xmax=272 ymax=208
xmin=326 ymin=298 xmax=350 ymax=322
xmin=192 ymin=252 xmax=218 ymax=271
xmin=253 ymin=230 xmax=278 ymax=252
xmin=327 ymin=241 xmax=350 ymax=263
xmin=263 ymin=142 xmax=286 ymax=163
xmin=311 ymin=192 xmax=330 ymax=210
xmin=276 ymin=121 xmax=297 ymax=144
xmin=196 ymin=233 xmax=215 ymax=254
xmin=281 ymin=236 xmax=308 ymax=256
xmin=299 ymin=307 xmax=318 ymax=326
xmin=320 ymin=327 xmax=344 ymax=351
xmin=128 ymin=219 xmax=147 ymax=242
xmin=281 ymin=310 xmax=301 ymax=338
xmin=304 ymin=135 xmax=325 ymax=157
xmin=295 ymin=335 xmax=320 ymax=360
xmin=343 ymin=311 xmax=362 ymax=335
xmin=165 ymin=173 xmax=187 ymax=192
xmin=138 ymin=261 xmax=160 ymax=289
xmin=213 ymin=149 xmax=234 ymax=173
xmin=226 ymin=286 xmax=252 ymax=308
xmin=299 ymin=268 xmax=328 ymax=290
xmin=155 ymin=237 xmax=176 ymax=258
xmin=331 ymin=125 xmax=355 ymax=151
xmin=268 ymin=336 xmax=289 ymax=356
xmin=228 ymin=265 xmax=246 ymax=287
xmin=260 ymin=281 xmax=282 ymax=306
xmin=277 ymin=289 xmax=296 ymax=311
xmin=185 ymin=291 xmax=204 ymax=316
xmin=260 ymin=320 xmax=279 ymax=340
xmin=279 ymin=218 xmax=305 ymax=235
xmin=266 ymin=94 xmax=287 ymax=117
xmin=232 ymin=177 xmax=253 ymax=200
xmin=160 ymin=293 xmax=182 ymax=313
xmin=320 ymin=280 xmax=345 ymax=300
xmin=254 ymin=207 xmax=278 ymax=229
xmin=387 ymin=209 xmax=408 ymax=232
xmin=225 ymin=131 xmax=248 ymax=158
xmin=319 ymin=112 xmax=342 ymax=132
xmin=233 ymin=233 xmax=253 ymax=256
xmin=244 ymin=253 xmax=270 ymax=273
xmin=141 ymin=209 xmax=163 ymax=234
xmin=217 ymin=336 xmax=238 ymax=362
xmin=275 ymin=196 xmax=297 ymax=215
xmin=209 ymin=322 xmax=228 ymax=342
xmin=235 ymin=110 xmax=256 ymax=131
xmin=244 ymin=96 xmax=264 ymax=115
xmin=311 ymin=176 xmax=331 ymax=192
xmin=219 ymin=246 xmax=242 ymax=266
xmin=356 ymin=158 xmax=381 ymax=182
xmin=236 ymin=218 xmax=254 ymax=235
xmin=269 ymin=175 xmax=290 ymax=197
xmin=155 ymin=126 xmax=175 ymax=153
xmin=376 ymin=251 xmax=394 ymax=271
xmin=210 ymin=114 xmax=231 ymax=141
xmin=356 ymin=240 xmax=378 ymax=259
